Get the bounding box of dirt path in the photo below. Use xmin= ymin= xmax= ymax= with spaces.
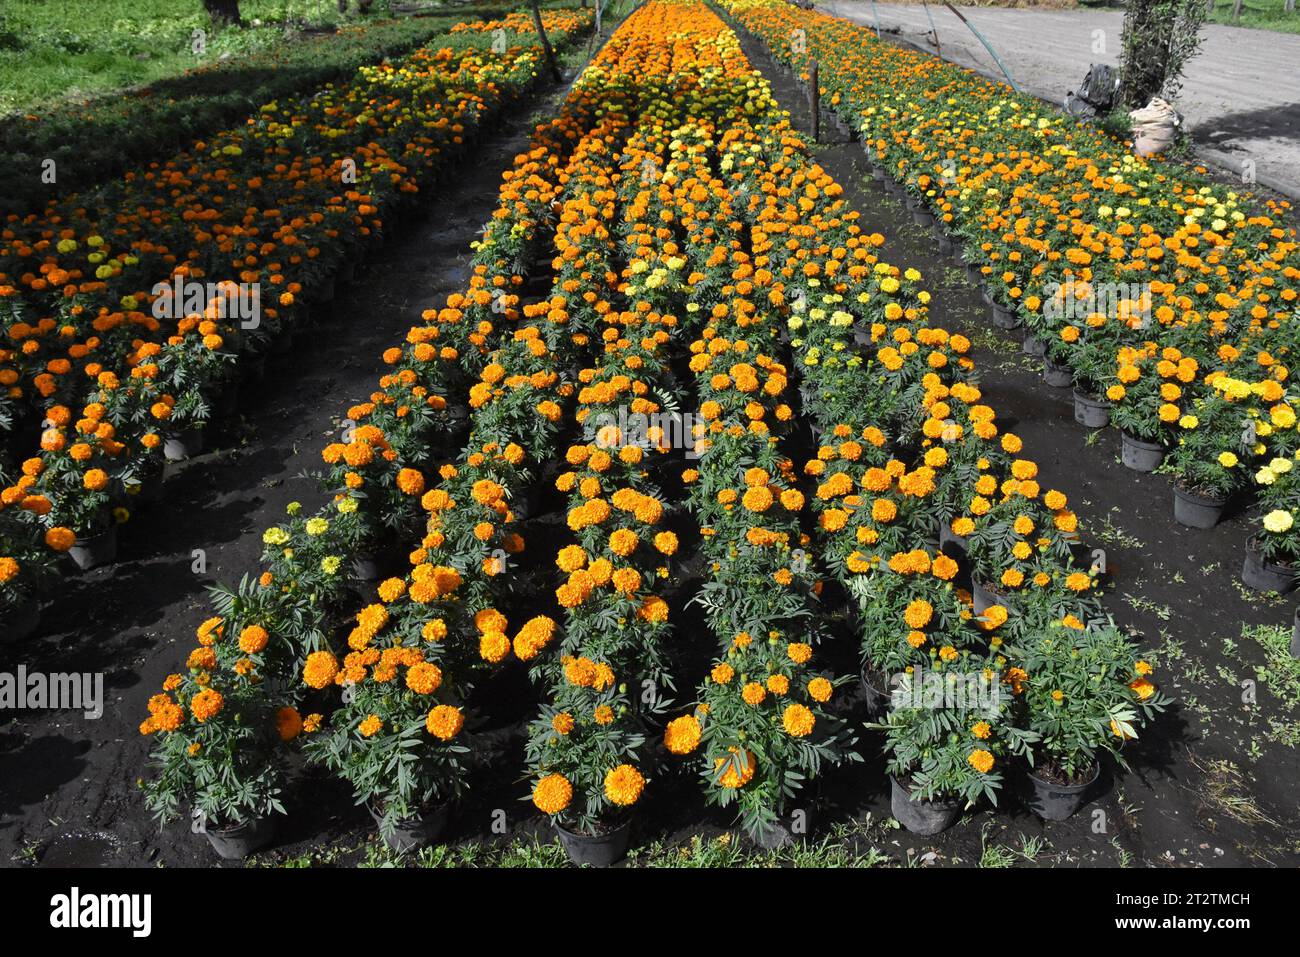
xmin=729 ymin=16 xmax=1299 ymax=867
xmin=0 ymin=77 xmax=581 ymax=868
xmin=819 ymin=2 xmax=1300 ymax=200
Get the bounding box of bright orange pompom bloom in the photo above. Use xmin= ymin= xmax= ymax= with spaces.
xmin=604 ymin=764 xmax=645 ymax=806
xmin=190 ymin=688 xmax=224 ymax=723
xmin=303 ymin=651 xmax=340 ymax=689
xmin=664 ymin=715 xmax=702 ymax=755
xmin=396 ymin=468 xmax=425 ymax=495
xmin=45 ymin=527 xmax=76 ymax=551
xmin=532 ymin=773 xmax=573 ymax=815
xmin=426 ymin=704 xmax=464 ymax=740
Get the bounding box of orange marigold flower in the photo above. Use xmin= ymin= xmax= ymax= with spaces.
xmin=664 ymin=715 xmax=702 ymax=755
xmin=967 ymin=749 xmax=994 ymax=773
xmin=532 ymin=773 xmax=573 ymax=814
xmin=782 ymin=703 xmax=816 ymax=737
xmin=426 ymin=704 xmax=464 ymax=740
xmin=604 ymin=764 xmax=645 ymax=806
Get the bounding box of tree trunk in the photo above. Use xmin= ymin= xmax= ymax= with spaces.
xmin=530 ymin=0 xmax=562 ymax=83
xmin=202 ymin=0 xmax=242 ymax=26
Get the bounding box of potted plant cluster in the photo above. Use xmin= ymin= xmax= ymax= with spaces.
xmin=1014 ymin=620 xmax=1170 ymax=820
xmin=526 ymin=658 xmax=647 ymax=867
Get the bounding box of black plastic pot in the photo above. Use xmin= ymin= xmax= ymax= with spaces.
xmin=270 ymin=328 xmax=296 ymax=356
xmin=1021 ymin=333 xmax=1046 ymax=357
xmin=1042 ymin=357 xmax=1072 ymax=388
xmin=1 ymin=595 xmax=41 ymax=644
xmin=204 ymin=814 xmax=278 ymax=860
xmin=1072 ymin=390 xmax=1110 ymax=429
xmin=1120 ymin=432 xmax=1165 ymax=473
xmin=1024 ymin=761 xmax=1101 ymax=821
xmin=860 ymin=666 xmax=895 ymax=717
xmin=121 ymin=469 xmax=165 ymax=505
xmin=938 ymin=520 xmax=968 ymax=558
xmin=889 ymin=777 xmax=961 ymax=836
xmin=1292 ymin=607 xmax=1300 ymax=658
xmin=752 ymin=806 xmax=816 ymax=851
xmin=163 ymin=427 xmax=205 ymax=462
xmin=69 ymin=525 xmax=118 ymax=571
xmin=1241 ymin=537 xmax=1298 ymax=594
xmin=555 ymin=817 xmax=632 ymax=867
xmin=351 ymin=548 xmax=404 ymax=583
xmin=910 ymin=207 xmax=935 ymax=227
xmin=1173 ymin=484 xmax=1227 ymax=529
xmin=990 ymin=302 xmax=1020 ymax=330
xmin=211 ymin=381 xmax=240 ymax=418
xmin=369 ymin=800 xmax=451 ymax=853
xmin=972 ymin=576 xmax=1014 ymax=615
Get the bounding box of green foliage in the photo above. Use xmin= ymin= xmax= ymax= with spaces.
xmin=1118 ymin=0 xmax=1208 ymax=109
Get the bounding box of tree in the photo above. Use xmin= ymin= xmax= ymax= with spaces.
xmin=1118 ymin=0 xmax=1207 ymax=109
xmin=202 ymin=0 xmax=242 ymax=27
xmin=529 ymin=0 xmax=562 ymax=83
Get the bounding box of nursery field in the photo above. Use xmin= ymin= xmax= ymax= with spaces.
xmin=0 ymin=0 xmax=1297 ymax=898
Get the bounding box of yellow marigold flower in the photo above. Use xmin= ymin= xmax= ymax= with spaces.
xmin=405 ymin=661 xmax=442 ymax=695
xmin=971 ymin=721 xmax=991 ymax=740
xmin=238 ymin=624 xmax=268 ymax=654
xmin=903 ymin=599 xmax=933 ymax=630
xmin=359 ymin=714 xmax=383 ymax=738
xmin=276 ymin=707 xmax=303 ymax=741
xmin=1129 ymin=677 xmax=1156 ymax=700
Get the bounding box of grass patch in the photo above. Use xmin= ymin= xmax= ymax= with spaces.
xmin=316 ymin=821 xmax=894 ymax=868
xmin=1208 ymin=0 xmax=1300 ymax=34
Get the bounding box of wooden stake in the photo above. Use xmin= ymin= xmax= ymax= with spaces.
xmin=530 ymin=0 xmax=562 ymax=83
xmin=809 ymin=59 xmax=820 ymax=143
